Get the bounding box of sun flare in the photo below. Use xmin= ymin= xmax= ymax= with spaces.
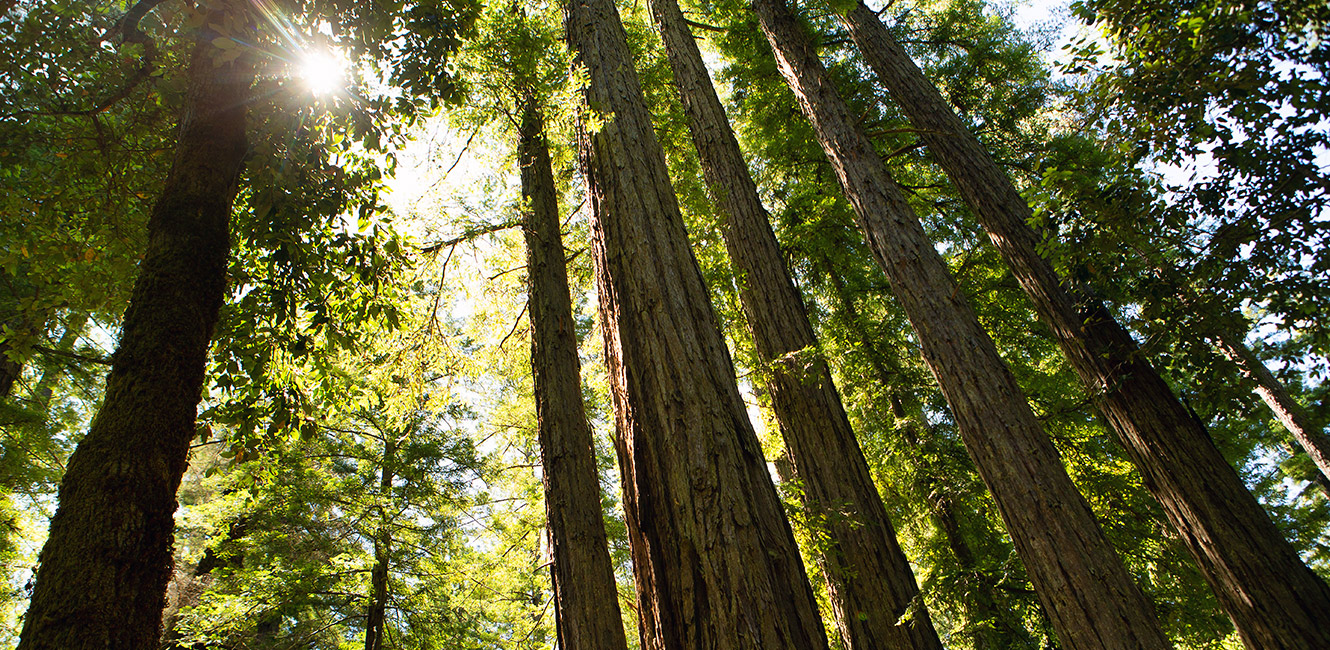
xmin=298 ymin=50 xmax=345 ymax=95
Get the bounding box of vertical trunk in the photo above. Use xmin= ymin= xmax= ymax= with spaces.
xmin=838 ymin=5 xmax=1330 ymax=647
xmin=646 ymin=1 xmax=940 ymax=648
xmin=564 ymin=0 xmax=831 ymax=647
xmin=1211 ymin=328 xmax=1330 ymax=484
xmin=749 ymin=1 xmax=1171 ymax=648
xmin=364 ymin=437 xmax=395 ymax=650
xmin=519 ymin=92 xmax=631 ymax=650
xmin=17 ymin=7 xmax=254 ymax=648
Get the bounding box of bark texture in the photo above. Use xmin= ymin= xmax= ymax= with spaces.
xmin=826 ymin=271 xmax=1036 ymax=650
xmin=838 ymin=5 xmax=1330 ymax=646
xmin=1212 ymin=328 xmax=1330 ymax=485
xmin=750 ymin=1 xmax=1171 ymax=648
xmin=520 ymin=93 xmax=631 ymax=650
xmin=647 ymin=1 xmax=940 ymax=647
xmin=564 ymin=0 xmax=830 ymax=648
xmin=17 ymin=11 xmax=254 ymax=649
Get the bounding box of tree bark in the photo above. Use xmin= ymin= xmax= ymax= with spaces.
xmin=564 ymin=0 xmax=831 ymax=647
xmin=1212 ymin=328 xmax=1330 ymax=484
xmin=519 ymin=91 xmax=631 ymax=650
xmin=17 ymin=7 xmax=255 ymax=648
xmin=749 ymin=1 xmax=1171 ymax=648
xmin=837 ymin=4 xmax=1330 ymax=647
xmin=825 ymin=271 xmax=1037 ymax=650
xmin=646 ymin=2 xmax=940 ymax=648
xmin=363 ymin=435 xmax=395 ymax=650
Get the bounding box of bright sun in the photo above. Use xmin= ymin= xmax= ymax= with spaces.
xmin=298 ymin=50 xmax=345 ymax=95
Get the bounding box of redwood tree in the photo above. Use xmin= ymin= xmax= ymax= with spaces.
xmin=647 ymin=0 xmax=941 ymax=646
xmin=519 ymin=90 xmax=632 ymax=650
xmin=749 ymin=0 xmax=1171 ymax=647
xmin=564 ymin=0 xmax=831 ymax=647
xmin=836 ymin=4 xmax=1330 ymax=646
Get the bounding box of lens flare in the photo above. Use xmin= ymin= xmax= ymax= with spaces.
xmin=298 ymin=50 xmax=344 ymax=95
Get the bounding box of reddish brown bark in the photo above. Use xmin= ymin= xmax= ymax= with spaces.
xmin=520 ymin=92 xmax=631 ymax=650
xmin=646 ymin=0 xmax=940 ymax=647
xmin=750 ymin=1 xmax=1170 ymax=647
xmin=564 ymin=0 xmax=831 ymax=647
xmin=838 ymin=4 xmax=1330 ymax=646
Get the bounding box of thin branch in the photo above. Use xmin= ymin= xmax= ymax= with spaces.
xmin=498 ymin=301 xmax=529 ymax=350
xmin=419 ymin=219 xmax=522 ymax=254
xmin=32 ymin=345 xmax=112 ymax=366
xmin=685 ymin=18 xmax=726 ymax=33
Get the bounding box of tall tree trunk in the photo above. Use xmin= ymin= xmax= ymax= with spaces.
xmin=646 ymin=1 xmax=940 ymax=648
xmin=825 ymin=271 xmax=1036 ymax=650
xmin=836 ymin=4 xmax=1330 ymax=647
xmin=749 ymin=1 xmax=1170 ymax=648
xmin=563 ymin=0 xmax=831 ymax=647
xmin=1211 ymin=327 xmax=1330 ymax=485
xmin=17 ymin=7 xmax=254 ymax=648
xmin=519 ymin=91 xmax=631 ymax=650
xmin=364 ymin=437 xmax=395 ymax=650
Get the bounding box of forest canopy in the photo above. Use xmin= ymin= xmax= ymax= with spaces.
xmin=0 ymin=0 xmax=1327 ymax=648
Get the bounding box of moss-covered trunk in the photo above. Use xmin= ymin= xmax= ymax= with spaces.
xmin=17 ymin=7 xmax=254 ymax=648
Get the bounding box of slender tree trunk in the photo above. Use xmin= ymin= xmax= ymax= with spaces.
xmin=837 ymin=5 xmax=1330 ymax=646
xmin=749 ymin=1 xmax=1170 ymax=648
xmin=1211 ymin=328 xmax=1330 ymax=483
xmin=564 ymin=0 xmax=831 ymax=647
xmin=17 ymin=7 xmax=254 ymax=648
xmin=647 ymin=1 xmax=939 ymax=648
xmin=364 ymin=437 xmax=395 ymax=650
xmin=519 ymin=91 xmax=631 ymax=650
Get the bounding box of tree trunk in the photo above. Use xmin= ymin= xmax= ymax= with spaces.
xmin=519 ymin=91 xmax=631 ymax=650
xmin=749 ymin=1 xmax=1171 ymax=648
xmin=364 ymin=437 xmax=395 ymax=650
xmin=563 ymin=0 xmax=831 ymax=647
xmin=646 ymin=1 xmax=940 ymax=648
xmin=825 ymin=271 xmax=1037 ymax=650
xmin=837 ymin=4 xmax=1330 ymax=647
xmin=17 ymin=7 xmax=254 ymax=648
xmin=0 ymin=341 xmax=19 ymax=398
xmin=1211 ymin=328 xmax=1330 ymax=484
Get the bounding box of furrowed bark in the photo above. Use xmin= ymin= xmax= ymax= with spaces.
xmin=750 ymin=1 xmax=1171 ymax=648
xmin=564 ymin=0 xmax=831 ymax=647
xmin=647 ymin=0 xmax=940 ymax=647
xmin=838 ymin=4 xmax=1330 ymax=646
xmin=519 ymin=91 xmax=631 ymax=650
xmin=17 ymin=6 xmax=254 ymax=648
